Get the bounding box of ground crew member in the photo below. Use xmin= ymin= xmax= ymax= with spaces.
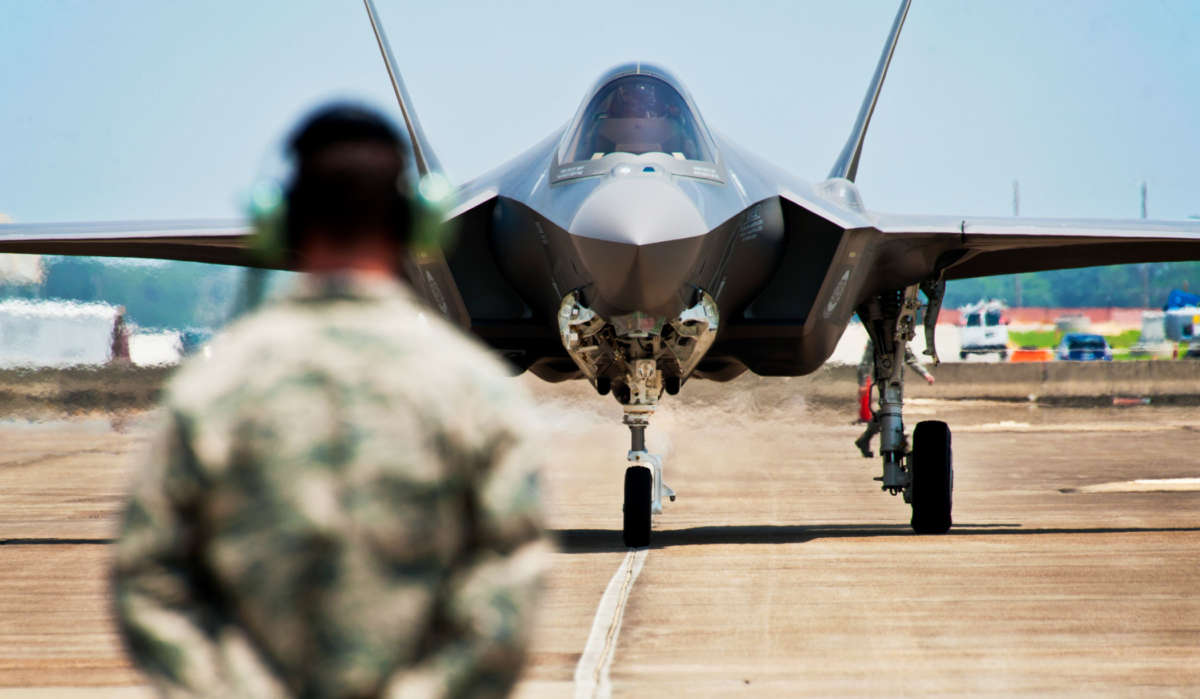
xmin=855 ymin=338 xmax=934 ymax=458
xmin=113 ymin=104 xmax=549 ymax=698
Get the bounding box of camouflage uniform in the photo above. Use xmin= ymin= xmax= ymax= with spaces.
xmin=855 ymin=338 xmax=933 ymax=456
xmin=114 ymin=274 xmax=549 ymax=698
xmin=856 ymin=338 xmax=932 ymax=386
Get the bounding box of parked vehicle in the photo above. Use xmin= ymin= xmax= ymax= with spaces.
xmin=1129 ymin=310 xmax=1173 ymax=358
xmin=1055 ymin=333 xmax=1113 ymax=361
xmin=1164 ymin=306 xmax=1200 ymax=341
xmin=958 ymin=299 xmax=1009 ymax=359
xmin=0 ymin=299 xmax=128 ymax=368
xmin=1160 ymin=289 xmax=1200 ymax=358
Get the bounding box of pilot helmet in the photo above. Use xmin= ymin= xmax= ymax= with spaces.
xmin=613 ymin=79 xmax=660 ymax=118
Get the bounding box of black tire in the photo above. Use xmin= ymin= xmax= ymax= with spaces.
xmin=959 ymin=351 xmax=967 ymax=360
xmin=910 ymin=420 xmax=953 ymax=534
xmin=999 ymin=350 xmax=1008 ymax=361
xmin=623 ymin=465 xmax=652 ymax=547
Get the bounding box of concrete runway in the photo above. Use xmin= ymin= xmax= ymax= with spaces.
xmin=0 ymin=374 xmax=1198 ymax=696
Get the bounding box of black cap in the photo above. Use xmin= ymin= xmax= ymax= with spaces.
xmin=288 ymin=103 xmax=406 ymax=161
xmin=283 ymin=103 xmax=413 ymax=246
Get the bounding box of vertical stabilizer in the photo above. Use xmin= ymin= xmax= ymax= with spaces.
xmin=827 ymin=0 xmax=911 ymax=182
xmin=363 ymin=0 xmax=442 ymax=176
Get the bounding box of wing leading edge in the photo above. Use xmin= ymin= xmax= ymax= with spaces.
xmin=0 ymin=219 xmax=255 ymax=267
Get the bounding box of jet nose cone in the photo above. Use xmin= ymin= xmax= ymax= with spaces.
xmin=570 ymin=176 xmax=708 ymax=245
xmin=569 ymin=177 xmax=707 ymax=316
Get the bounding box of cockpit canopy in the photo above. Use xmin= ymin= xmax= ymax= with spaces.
xmin=560 ymin=68 xmax=715 ymax=165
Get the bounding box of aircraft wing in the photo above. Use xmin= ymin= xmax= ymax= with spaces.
xmin=0 ymin=184 xmax=530 ymax=346
xmin=0 ymin=218 xmax=476 ymax=328
xmin=870 ymin=212 xmax=1200 ymax=281
xmin=712 ymin=189 xmax=1200 ymax=377
xmin=0 ymin=219 xmax=257 ymax=267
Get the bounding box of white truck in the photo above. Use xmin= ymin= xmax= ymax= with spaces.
xmin=958 ymin=299 xmax=1009 ymax=360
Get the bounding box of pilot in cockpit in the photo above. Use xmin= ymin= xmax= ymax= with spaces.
xmin=582 ymin=77 xmax=698 ymax=160
xmin=610 ymin=79 xmax=663 ymax=119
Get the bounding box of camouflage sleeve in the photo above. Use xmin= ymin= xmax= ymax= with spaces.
xmin=857 ymin=340 xmax=874 ymax=383
xmin=904 ymin=346 xmax=933 ymax=381
xmin=384 ymin=390 xmax=551 ymax=699
xmin=112 ymin=410 xmax=287 ymax=698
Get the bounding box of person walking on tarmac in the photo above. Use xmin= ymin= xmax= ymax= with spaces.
xmin=855 ymin=338 xmax=935 ymax=458
xmin=113 ymin=104 xmax=549 ymax=698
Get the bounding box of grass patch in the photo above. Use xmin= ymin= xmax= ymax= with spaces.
xmin=1009 ymin=330 xmax=1058 ymax=348
xmin=1010 ymin=328 xmax=1144 ymax=350
xmin=1105 ymin=329 xmax=1142 ymax=348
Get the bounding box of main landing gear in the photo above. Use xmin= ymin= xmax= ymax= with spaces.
xmin=910 ymin=420 xmax=952 ymax=533
xmin=860 ymin=280 xmax=954 ymax=534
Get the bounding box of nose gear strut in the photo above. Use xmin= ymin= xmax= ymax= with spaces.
xmin=624 ymin=410 xmax=675 ymax=514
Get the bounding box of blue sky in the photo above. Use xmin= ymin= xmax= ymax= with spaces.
xmin=1 ymin=0 xmax=1197 ymax=225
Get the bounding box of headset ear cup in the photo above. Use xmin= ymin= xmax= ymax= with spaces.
xmin=255 ymin=201 xmax=288 ymax=265
xmin=247 ymin=181 xmax=289 ymax=266
xmin=409 ymin=173 xmax=454 ymax=253
xmin=408 ymin=197 xmax=455 ymax=253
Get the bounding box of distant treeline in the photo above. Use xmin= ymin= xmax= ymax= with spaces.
xmin=945 ymin=262 xmax=1200 ymax=309
xmin=0 ymin=257 xmax=243 ymax=330
xmin=0 ymin=257 xmax=1197 ymax=330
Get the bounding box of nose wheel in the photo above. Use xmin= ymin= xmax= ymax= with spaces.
xmin=619 ymin=385 xmax=673 ymax=547
xmin=623 ymin=465 xmax=652 ymax=547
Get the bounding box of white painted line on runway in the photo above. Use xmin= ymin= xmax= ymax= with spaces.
xmin=1068 ymin=477 xmax=1200 ymax=493
xmin=574 ymin=547 xmax=648 ymax=699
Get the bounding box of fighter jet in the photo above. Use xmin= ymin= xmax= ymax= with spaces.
xmin=4 ymin=0 xmax=1200 ymax=546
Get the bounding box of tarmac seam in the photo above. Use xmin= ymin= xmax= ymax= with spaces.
xmin=574 ymin=547 xmax=648 ymax=699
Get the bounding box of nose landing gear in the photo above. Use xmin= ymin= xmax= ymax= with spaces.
xmin=557 ymin=291 xmax=719 ymax=547
xmin=619 ymin=360 xmax=674 ymax=547
xmin=622 ymin=411 xmax=668 ymax=548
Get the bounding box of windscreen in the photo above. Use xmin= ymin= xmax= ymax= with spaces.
xmin=562 ymin=75 xmax=712 ymax=163
xmin=1067 ymin=335 xmax=1106 ymax=350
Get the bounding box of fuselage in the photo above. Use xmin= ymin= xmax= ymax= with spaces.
xmin=446 ymin=62 xmax=874 ymax=397
xmin=486 ymin=64 xmax=794 ymax=396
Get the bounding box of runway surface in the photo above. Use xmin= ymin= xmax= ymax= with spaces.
xmin=0 ymin=375 xmax=1197 ymax=696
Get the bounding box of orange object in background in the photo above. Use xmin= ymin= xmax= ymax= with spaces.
xmin=858 ymin=377 xmax=874 ymax=422
xmin=1009 ymin=348 xmax=1053 ymax=362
